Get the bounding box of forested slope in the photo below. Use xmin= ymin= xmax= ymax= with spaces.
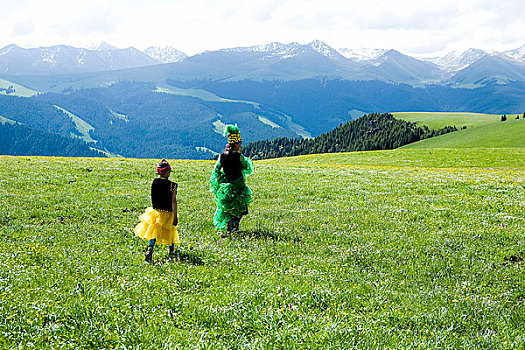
xmin=0 ymin=123 xmax=103 ymax=157
xmin=243 ymin=113 xmax=456 ymax=160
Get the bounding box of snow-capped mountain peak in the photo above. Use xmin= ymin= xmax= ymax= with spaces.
xmin=88 ymin=42 xmax=119 ymax=51
xmin=218 ymin=41 xmax=343 ymax=60
xmin=220 ymin=42 xmax=300 ymax=55
xmin=144 ymin=46 xmax=187 ymax=63
xmin=502 ymin=45 xmax=525 ymax=60
xmin=337 ymin=48 xmax=388 ymax=62
xmin=0 ymin=44 xmax=21 ymax=56
xmin=308 ymin=40 xmax=340 ymax=58
xmin=421 ymin=48 xmax=487 ymax=72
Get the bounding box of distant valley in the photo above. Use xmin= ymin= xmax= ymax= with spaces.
xmin=1 ymin=41 xmax=524 ymax=159
xmin=2 ymin=41 xmax=525 ymax=84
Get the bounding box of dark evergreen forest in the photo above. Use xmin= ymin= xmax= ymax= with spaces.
xmin=242 ymin=113 xmax=457 ymax=160
xmin=0 ymin=123 xmax=103 ymax=157
xmin=171 ymin=79 xmax=525 ymax=136
xmin=35 ymin=82 xmax=296 ymax=159
xmin=2 ymin=78 xmax=522 ymax=159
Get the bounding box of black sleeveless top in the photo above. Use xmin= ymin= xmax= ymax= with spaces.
xmin=220 ymin=151 xmax=243 ymax=182
xmin=151 ymin=178 xmax=176 ymax=212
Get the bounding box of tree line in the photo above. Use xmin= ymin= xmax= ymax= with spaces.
xmin=0 ymin=123 xmax=103 ymax=157
xmin=243 ymin=113 xmax=457 ymax=160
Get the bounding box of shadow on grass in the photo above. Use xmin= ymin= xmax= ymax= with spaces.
xmin=163 ymin=249 xmax=205 ymax=266
xmin=503 ymin=253 xmax=524 ymax=265
xmin=229 ymin=229 xmax=300 ymax=243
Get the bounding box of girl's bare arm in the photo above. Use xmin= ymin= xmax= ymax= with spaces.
xmin=172 ymin=184 xmax=178 ymax=226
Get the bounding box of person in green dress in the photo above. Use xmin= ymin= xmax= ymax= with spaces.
xmin=210 ymin=125 xmax=254 ymax=234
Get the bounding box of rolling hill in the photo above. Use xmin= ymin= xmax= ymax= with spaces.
xmin=0 ymin=78 xmax=38 ymax=97
xmin=1 ymin=79 xmax=525 ymax=159
xmin=448 ymin=55 xmax=525 ymax=86
xmin=1 ymin=40 xmax=525 ymax=159
xmin=0 ymin=122 xmax=103 ymax=157
xmin=395 ymin=112 xmax=525 ymax=148
xmin=393 ymin=112 xmax=502 ymax=129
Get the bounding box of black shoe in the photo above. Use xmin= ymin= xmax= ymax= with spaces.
xmin=232 ymin=218 xmax=241 ymax=232
xmin=145 ymin=245 xmax=154 ymax=262
xmin=167 ymin=250 xmax=178 ymax=260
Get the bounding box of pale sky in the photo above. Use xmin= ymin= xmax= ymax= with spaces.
xmin=1 ymin=0 xmax=524 ymax=56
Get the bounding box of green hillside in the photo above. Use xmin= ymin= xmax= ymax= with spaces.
xmin=402 ymin=117 xmax=525 ymax=149
xmin=395 ymin=112 xmax=525 ymax=148
xmin=54 ymin=105 xmax=97 ymax=143
xmin=0 ymin=123 xmax=103 ymax=157
xmin=0 ymin=115 xmax=16 ymax=124
xmin=244 ymin=113 xmax=456 ymax=160
xmin=394 ymin=112 xmax=503 ymax=129
xmin=268 ymin=148 xmax=525 ymax=168
xmin=1 ymin=149 xmax=524 ymax=348
xmin=0 ymin=78 xmax=38 ymax=97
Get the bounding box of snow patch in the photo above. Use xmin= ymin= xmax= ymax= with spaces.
xmin=502 ymin=45 xmax=525 ymax=61
xmin=418 ymin=49 xmax=487 ymax=71
xmin=42 ymin=50 xmax=56 ymax=64
xmin=338 ymin=48 xmax=387 ymax=62
xmin=309 ymin=40 xmax=339 ymax=58
xmin=144 ymin=46 xmax=187 ymax=63
xmin=88 ymin=42 xmax=119 ymax=51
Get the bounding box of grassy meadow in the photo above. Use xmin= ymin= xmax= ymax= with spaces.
xmin=1 ymin=149 xmax=524 ymax=349
xmin=394 ymin=112 xmax=525 ymax=149
xmin=393 ymin=112 xmax=503 ymax=130
xmin=0 ymin=78 xmax=38 ymax=97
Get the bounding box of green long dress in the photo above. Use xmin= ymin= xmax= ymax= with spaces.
xmin=209 ymin=154 xmax=254 ymax=230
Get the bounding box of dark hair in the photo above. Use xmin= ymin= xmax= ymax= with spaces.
xmin=157 ymin=159 xmax=169 ymax=168
xmin=156 ymin=159 xmax=171 ymax=175
xmin=224 ymin=142 xmax=241 ymax=155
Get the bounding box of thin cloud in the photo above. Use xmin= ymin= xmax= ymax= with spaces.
xmin=11 ymin=20 xmax=36 ymax=37
xmin=0 ymin=0 xmax=523 ymax=55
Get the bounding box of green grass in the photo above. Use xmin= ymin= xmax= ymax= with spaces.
xmin=154 ymin=84 xmax=260 ymax=107
xmin=54 ymin=105 xmax=96 ymax=144
xmin=109 ymin=110 xmax=129 ymax=123
xmin=269 ymin=148 xmax=525 ymax=169
xmin=403 ymin=118 xmax=525 ymax=149
xmin=394 ymin=112 xmax=525 ymax=148
xmin=0 ymin=78 xmax=38 ymax=97
xmin=0 ymin=115 xmax=16 ymax=125
xmin=1 ymin=149 xmax=524 ymax=349
xmin=394 ymin=112 xmax=503 ymax=130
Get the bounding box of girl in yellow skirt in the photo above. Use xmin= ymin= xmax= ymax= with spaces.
xmin=134 ymin=159 xmax=179 ymax=262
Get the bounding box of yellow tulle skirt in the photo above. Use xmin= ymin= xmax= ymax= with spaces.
xmin=134 ymin=207 xmax=180 ymax=245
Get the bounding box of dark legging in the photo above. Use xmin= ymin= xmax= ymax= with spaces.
xmin=148 ymin=238 xmax=174 ymax=253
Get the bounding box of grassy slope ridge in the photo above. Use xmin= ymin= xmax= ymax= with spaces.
xmin=394 ymin=112 xmax=502 ymax=129
xmin=0 ymin=78 xmax=38 ymax=97
xmin=0 ymin=115 xmax=16 ymax=124
xmin=0 ymin=149 xmax=524 ymax=348
xmin=0 ymin=123 xmax=103 ymax=157
xmin=243 ymin=113 xmax=456 ymax=160
xmin=54 ymin=105 xmax=97 ymax=143
xmin=268 ymin=148 xmax=525 ymax=168
xmin=395 ymin=112 xmax=525 ymax=148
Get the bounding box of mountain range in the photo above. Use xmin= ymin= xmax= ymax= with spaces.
xmin=0 ymin=42 xmax=186 ymax=75
xmin=1 ymin=40 xmax=525 ymax=159
xmin=1 ymin=40 xmax=525 ymax=86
